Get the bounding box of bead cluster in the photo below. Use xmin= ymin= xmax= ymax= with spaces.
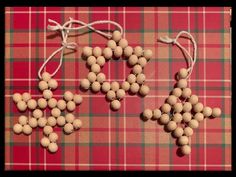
xmin=80 ymin=30 xmax=152 ymax=111
xmin=12 ymin=72 xmax=83 ymax=153
xmin=142 ymin=68 xmax=222 ymax=156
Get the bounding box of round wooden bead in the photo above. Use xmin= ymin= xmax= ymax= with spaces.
xmin=37 ymin=98 xmax=47 ymax=109
xmin=182 ymin=88 xmax=192 ymax=98
xmin=132 ymin=64 xmax=142 ymax=74
xmin=173 ymin=103 xmax=183 ymax=113
xmin=67 ymin=101 xmax=76 ymax=112
xmin=87 ymin=56 xmax=96 ymax=66
xmin=17 ymin=101 xmax=27 ymax=111
xmin=161 ymin=103 xmax=171 ymax=113
xmin=57 ymin=116 xmax=66 ymax=127
xmin=91 ymin=81 xmax=101 ymax=92
xmin=82 ymin=46 xmax=92 ymax=57
xmin=177 ymin=79 xmax=188 ymax=89
xmin=42 ymin=72 xmax=51 ymax=82
xmin=127 ymin=74 xmax=136 ymax=84
xmin=87 ymin=72 xmax=97 ymax=82
xmin=64 ymin=123 xmax=74 ymax=134
xmin=101 ymin=82 xmax=111 ymax=93
xmin=73 ymin=119 xmax=82 ymax=130
xmin=116 ymin=89 xmax=126 ymax=100
xmin=47 ymin=116 xmax=57 ymax=127
xmin=159 ymin=114 xmax=170 ymax=125
xmin=38 ymin=80 xmax=48 ymax=91
xmin=13 ymin=93 xmax=22 ymax=103
xmin=43 ymin=125 xmax=53 ymax=136
xmin=138 ymin=57 xmax=147 ymax=67
xmin=111 ymin=81 xmax=120 ymax=92
xmin=93 ymin=47 xmax=102 ymax=57
xmin=194 ymin=112 xmax=204 ymax=122
xmin=143 ymin=49 xmax=152 ymax=59
xmin=121 ymin=81 xmax=130 ymax=91
xmin=128 ymin=55 xmax=138 ymax=66
xmin=80 ymin=79 xmax=91 ymax=90
xmin=172 ymin=88 xmax=182 ymax=97
xmin=172 ymin=113 xmax=183 ymax=123
xmin=142 ymin=109 xmax=153 ymax=120
xmin=28 ymin=118 xmax=38 ymax=128
xmin=107 ymin=40 xmax=117 ymax=50
xmin=114 ymin=46 xmax=123 ymax=58
xmin=103 ymin=48 xmax=113 ymax=60
xmin=136 ymin=73 xmax=146 ymax=84
xmin=188 ymin=119 xmax=199 ymax=129
xmin=41 ymin=137 xmax=50 ymax=147
xmin=181 ymin=145 xmax=191 ymax=155
xmin=182 ymin=102 xmax=192 ymax=112
xmin=106 ymin=90 xmax=116 ymax=101
xmin=110 ymin=100 xmax=121 ymax=110
xmin=23 ymin=124 xmax=32 ymax=135
xmin=177 ymin=136 xmax=189 ymax=146
xmin=22 ymin=92 xmax=31 ymax=102
xmin=153 ymin=109 xmax=162 ymax=119
xmin=51 ymin=108 xmax=61 ymax=117
xmin=172 ymin=127 xmax=184 ymax=138
xmin=48 ymin=79 xmax=58 ymax=90
xmin=193 ymin=102 xmax=204 ymax=112
xmin=49 ymin=132 xmax=58 ymax=142
xmin=124 ymin=46 xmax=133 ymax=57
xmin=96 ymin=73 xmax=106 ymax=83
xmin=130 ymin=83 xmax=140 ymax=94
xmin=178 ymin=68 xmax=188 ymax=79
xmin=48 ymin=142 xmax=58 ymax=153
xmin=91 ymin=64 xmax=101 ymax=73
xmin=202 ymin=106 xmax=212 ymax=117
xmin=112 ymin=30 xmax=122 ymax=42
xmin=48 ymin=98 xmax=57 ymax=108
xmin=27 ymin=99 xmax=37 ymax=110
xmin=166 ymin=121 xmax=177 ymax=132
xmin=57 ymin=99 xmax=67 ymax=110
xmin=182 ymin=112 xmax=192 ymax=123
xmin=64 ymin=91 xmax=74 ymax=101
xmin=139 ymin=85 xmax=150 ymax=96
xmin=118 ymin=38 xmax=128 ymax=49
xmin=33 ymin=109 xmax=43 ymax=119
xmin=18 ymin=115 xmax=28 ymax=125
xmin=97 ymin=56 xmax=106 ymax=66
xmin=183 ymin=126 xmax=193 ymax=137
xmin=13 ymin=123 xmax=23 ymax=134
xmin=134 ymin=46 xmax=143 ymax=57
xmin=43 ymin=89 xmax=53 ymax=100
xmin=38 ymin=117 xmax=47 ymax=127
xmin=73 ymin=94 xmax=83 ymax=105
xmin=166 ymin=95 xmax=177 ymax=105
xmin=188 ymin=94 xmax=199 ymax=105
xmin=212 ymin=107 xmax=222 ymax=118
xmin=65 ymin=113 xmax=75 ymax=123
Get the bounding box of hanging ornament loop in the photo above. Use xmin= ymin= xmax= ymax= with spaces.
xmin=159 ymin=31 xmax=197 ymax=79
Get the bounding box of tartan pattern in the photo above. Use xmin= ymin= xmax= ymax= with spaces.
xmin=5 ymin=7 xmax=231 ymax=171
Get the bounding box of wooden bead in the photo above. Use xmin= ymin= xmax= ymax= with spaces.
xmin=173 ymin=103 xmax=183 ymax=113
xmin=23 ymin=124 xmax=32 ymax=135
xmin=48 ymin=98 xmax=57 ymax=108
xmin=103 ymin=48 xmax=113 ymax=59
xmin=73 ymin=94 xmax=83 ymax=105
xmin=178 ymin=68 xmax=188 ymax=79
xmin=182 ymin=102 xmax=192 ymax=112
xmin=134 ymin=46 xmax=143 ymax=57
xmin=193 ymin=112 xmax=204 ymax=122
xmin=166 ymin=95 xmax=177 ymax=105
xmin=124 ymin=46 xmax=133 ymax=57
xmin=87 ymin=72 xmax=97 ymax=82
xmin=67 ymin=101 xmax=76 ymax=112
xmin=181 ymin=145 xmax=191 ymax=155
xmin=116 ymin=89 xmax=126 ymax=100
xmin=80 ymin=79 xmax=91 ymax=90
xmin=136 ymin=73 xmax=146 ymax=84
xmin=182 ymin=88 xmax=192 ymax=98
xmin=64 ymin=91 xmax=74 ymax=101
xmin=132 ymin=64 xmax=142 ymax=74
xmin=114 ymin=46 xmax=123 ymax=58
xmin=43 ymin=89 xmax=53 ymax=100
xmin=13 ymin=93 xmax=22 ymax=103
xmin=107 ymin=40 xmax=117 ymax=50
xmin=28 ymin=118 xmax=38 ymax=128
xmin=121 ymin=81 xmax=130 ymax=91
xmin=182 ymin=112 xmax=192 ymax=123
xmin=18 ymin=115 xmax=28 ymax=125
xmin=128 ymin=55 xmax=138 ymax=66
xmin=87 ymin=56 xmax=96 ymax=66
xmin=111 ymin=100 xmax=121 ymax=110
xmin=17 ymin=101 xmax=27 ymax=111
xmin=177 ymin=79 xmax=188 ymax=88
xmin=143 ymin=49 xmax=152 ymax=59
xmin=57 ymin=99 xmax=67 ymax=110
xmin=38 ymin=117 xmax=47 ymax=127
xmin=43 ymin=125 xmax=53 ymax=136
xmin=172 ymin=88 xmax=182 ymax=97
xmin=166 ymin=121 xmax=177 ymax=132
xmin=188 ymin=119 xmax=199 ymax=129
xmin=118 ymin=38 xmax=128 ymax=49
xmin=96 ymin=73 xmax=106 ymax=83
xmin=202 ymin=106 xmax=212 ymax=117
xmin=57 ymin=116 xmax=66 ymax=126
xmin=42 ymin=72 xmax=51 ymax=82
xmin=106 ymin=90 xmax=116 ymax=101
xmin=212 ymin=107 xmax=221 ymax=118
xmin=172 ymin=127 xmax=184 ymax=138
xmin=37 ymin=98 xmax=47 ymax=109
xmin=51 ymin=108 xmax=61 ymax=117
xmin=48 ymin=142 xmax=58 ymax=153
xmin=48 ymin=79 xmax=58 ymax=90
xmin=159 ymin=114 xmax=170 ymax=125
xmin=64 ymin=123 xmax=74 ymax=134
xmin=172 ymin=113 xmax=183 ymax=123
xmin=127 ymin=74 xmax=136 ymax=84
xmin=138 ymin=57 xmax=147 ymax=67
xmin=65 ymin=113 xmax=75 ymax=123
xmin=38 ymin=80 xmax=48 ymax=91
xmin=47 ymin=116 xmax=57 ymax=127
xmin=73 ymin=119 xmax=82 ymax=130
xmin=13 ymin=123 xmax=23 ymax=134
xmin=112 ymin=30 xmax=122 ymax=42
xmin=41 ymin=137 xmax=50 ymax=147
xmin=130 ymin=83 xmax=140 ymax=94
xmin=91 ymin=81 xmax=101 ymax=92
xmin=33 ymin=109 xmax=43 ymax=119
xmin=153 ymin=109 xmax=161 ymax=119
xmin=193 ymin=102 xmax=204 ymax=112
xmin=188 ymin=94 xmax=198 ymax=105
xmin=91 ymin=64 xmax=101 ymax=73
xmin=177 ymin=136 xmax=189 ymax=146
xmin=49 ymin=132 xmax=58 ymax=142
xmin=27 ymin=99 xmax=37 ymax=110
xmin=82 ymin=46 xmax=92 ymax=57
xmin=142 ymin=109 xmax=153 ymax=120
xmin=93 ymin=47 xmax=102 ymax=57
xmin=183 ymin=126 xmax=193 ymax=136
xmin=22 ymin=92 xmax=31 ymax=102
xmin=101 ymin=82 xmax=111 ymax=93
xmin=97 ymin=56 xmax=106 ymax=66
xmin=139 ymin=85 xmax=150 ymax=96
xmin=161 ymin=103 xmax=171 ymax=113
xmin=111 ymin=81 xmax=120 ymax=91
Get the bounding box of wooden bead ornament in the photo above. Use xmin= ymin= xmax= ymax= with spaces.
xmin=172 ymin=88 xmax=182 ymax=98
xmin=41 ymin=137 xmax=50 ymax=148
xmin=107 ymin=40 xmax=117 ymax=50
xmin=112 ymin=30 xmax=122 ymax=42
xmin=172 ymin=113 xmax=183 ymax=123
xmin=212 ymin=107 xmax=222 ymax=118
xmin=33 ymin=109 xmax=43 ymax=119
xmin=182 ymin=102 xmax=192 ymax=112
xmin=183 ymin=126 xmax=193 ymax=137
xmin=134 ymin=46 xmax=143 ymax=57
xmin=193 ymin=102 xmax=204 ymax=113
xmin=47 ymin=116 xmax=57 ymax=127
xmin=161 ymin=103 xmax=171 ymax=113
xmin=118 ymin=38 xmax=128 ymax=49
xmin=37 ymin=98 xmax=47 ymax=109
xmin=124 ymin=46 xmax=133 ymax=57
xmin=18 ymin=115 xmax=28 ymax=125
xmin=38 ymin=81 xmax=49 ymax=91
xmin=166 ymin=95 xmax=177 ymax=105
xmin=110 ymin=100 xmax=121 ymax=111
xmin=177 ymin=79 xmax=188 ymax=89
xmin=43 ymin=89 xmax=53 ymax=100
xmin=87 ymin=72 xmax=97 ymax=82
xmin=17 ymin=101 xmax=27 ymax=111
xmin=116 ymin=89 xmax=126 ymax=100
xmin=49 ymin=132 xmax=59 ymax=143
xmin=64 ymin=123 xmax=74 ymax=134
xmin=57 ymin=99 xmax=67 ymax=110
xmin=153 ymin=109 xmax=161 ymax=120
xmin=67 ymin=101 xmax=76 ymax=112
xmin=73 ymin=119 xmax=82 ymax=130
xmin=42 ymin=72 xmax=51 ymax=82
xmin=128 ymin=55 xmax=138 ymax=66
xmin=139 ymin=85 xmax=150 ymax=96
xmin=193 ymin=112 xmax=204 ymax=122
xmin=43 ymin=125 xmax=53 ymax=136
xmin=132 ymin=64 xmax=142 ymax=75
xmin=138 ymin=57 xmax=147 ymax=67
xmin=22 ymin=92 xmax=31 ymax=102
xmin=159 ymin=114 xmax=170 ymax=125
xmin=180 ymin=145 xmax=191 ymax=155
xmin=64 ymin=91 xmax=74 ymax=101
xmin=121 ymin=81 xmax=130 ymax=91
xmin=93 ymin=46 xmax=102 ymax=57
xmin=114 ymin=46 xmax=123 ymax=58
xmin=87 ymin=56 xmax=96 ymax=66
xmin=165 ymin=121 xmax=177 ymax=132
xmin=188 ymin=94 xmax=198 ymax=105
xmin=82 ymin=46 xmax=93 ymax=57
xmin=80 ymin=79 xmax=91 ymax=90
xmin=111 ymin=81 xmax=120 ymax=92
xmin=142 ymin=109 xmax=153 ymax=120
xmin=188 ymin=119 xmax=199 ymax=129
xmin=38 ymin=117 xmax=47 ymax=128
xmin=48 ymin=142 xmax=58 ymax=153
xmin=106 ymin=90 xmax=116 ymax=101
xmin=91 ymin=81 xmax=101 ymax=93
xmin=91 ymin=64 xmax=101 ymax=73
xmin=173 ymin=103 xmax=183 ymax=113
xmin=178 ymin=68 xmax=188 ymax=79
xmin=96 ymin=73 xmax=106 ymax=83
xmin=182 ymin=112 xmax=192 ymax=123
xmin=51 ymin=108 xmax=61 ymax=117
xmin=127 ymin=74 xmax=136 ymax=84
xmin=143 ymin=49 xmax=152 ymax=59
xmin=177 ymin=136 xmax=189 ymax=146
xmin=23 ymin=124 xmax=32 ymax=135
xmin=48 ymin=79 xmax=58 ymax=90
xmin=130 ymin=83 xmax=140 ymax=94
xmin=73 ymin=94 xmax=83 ymax=105
xmin=181 ymin=88 xmax=192 ymax=98
xmin=96 ymin=56 xmax=106 ymax=66
xmin=13 ymin=123 xmax=23 ymax=134
xmin=57 ymin=116 xmax=66 ymax=127
xmin=48 ymin=98 xmax=57 ymax=108
xmin=28 ymin=118 xmax=38 ymax=128
xmin=101 ymin=82 xmax=111 ymax=93
xmin=27 ymin=99 xmax=37 ymax=110
xmin=202 ymin=106 xmax=212 ymax=117
xmin=136 ymin=73 xmax=146 ymax=84
xmin=65 ymin=113 xmax=75 ymax=123
xmin=172 ymin=127 xmax=184 ymax=138
xmin=13 ymin=93 xmax=22 ymax=103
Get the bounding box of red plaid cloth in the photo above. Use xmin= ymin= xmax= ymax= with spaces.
xmin=5 ymin=7 xmax=231 ymax=171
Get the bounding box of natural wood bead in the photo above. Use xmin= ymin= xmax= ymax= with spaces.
xmin=188 ymin=94 xmax=199 ymax=105
xmin=40 ymin=137 xmax=50 ymax=147
xmin=172 ymin=113 xmax=183 ymax=123
xmin=64 ymin=123 xmax=74 ymax=134
xmin=93 ymin=47 xmax=102 ymax=57
xmin=132 ymin=64 xmax=142 ymax=75
xmin=43 ymin=125 xmax=53 ymax=136
xmin=91 ymin=81 xmax=101 ymax=92
xmin=13 ymin=123 xmax=23 ymax=134
xmin=106 ymin=90 xmax=116 ymax=101
xmin=73 ymin=119 xmax=82 ymax=130
xmin=91 ymin=64 xmax=101 ymax=73
xmin=166 ymin=95 xmax=177 ymax=105
xmin=37 ymin=98 xmax=47 ymax=109
xmin=212 ymin=107 xmax=222 ymax=118
xmin=188 ymin=119 xmax=199 ymax=129
xmin=114 ymin=46 xmax=123 ymax=58
xmin=112 ymin=30 xmax=122 ymax=42
xmin=127 ymin=74 xmax=136 ymax=84
xmin=139 ymin=85 xmax=150 ymax=96
xmin=142 ymin=109 xmax=153 ymax=120
xmin=67 ymin=101 xmax=76 ymax=112
xmin=121 ymin=81 xmax=130 ymax=91
xmin=193 ymin=102 xmax=204 ymax=112
xmin=82 ymin=46 xmax=93 ymax=57
xmin=159 ymin=114 xmax=170 ymax=125
xmin=47 ymin=116 xmax=57 ymax=127
xmin=161 ymin=103 xmax=171 ymax=113
xmin=165 ymin=121 xmax=177 ymax=132
xmin=103 ymin=47 xmax=113 ymax=59
xmin=118 ymin=38 xmax=128 ymax=49
xmin=48 ymin=142 xmax=58 ymax=153
xmin=173 ymin=103 xmax=183 ymax=113
xmin=107 ymin=40 xmax=117 ymax=50
xmin=73 ymin=94 xmax=83 ymax=105
xmin=172 ymin=88 xmax=182 ymax=98
xmin=143 ymin=49 xmax=152 ymax=59
xmin=51 ymin=108 xmax=61 ymax=117
xmin=172 ymin=127 xmax=184 ymax=138
xmin=38 ymin=80 xmax=48 ymax=91
xmin=48 ymin=98 xmax=57 ymax=108
xmin=57 ymin=99 xmax=67 ymax=110
xmin=38 ymin=117 xmax=47 ymax=127
xmin=17 ymin=101 xmax=27 ymax=111
xmin=97 ymin=56 xmax=106 ymax=67
xmin=33 ymin=109 xmax=43 ymax=119
xmin=183 ymin=126 xmax=193 ymax=137
xmin=136 ymin=73 xmax=146 ymax=84
xmin=130 ymin=83 xmax=140 ymax=94
xmin=177 ymin=136 xmax=189 ymax=146
xmin=42 ymin=72 xmax=51 ymax=82
xmin=87 ymin=72 xmax=97 ymax=82
xmin=65 ymin=113 xmax=75 ymax=123
xmin=182 ymin=102 xmax=192 ymax=112
xmin=153 ymin=109 xmax=162 ymax=119
xmin=116 ymin=89 xmax=126 ymax=100
xmin=182 ymin=88 xmax=192 ymax=98
xmin=182 ymin=112 xmax=192 ymax=123
xmin=111 ymin=81 xmax=120 ymax=92
xmin=48 ymin=79 xmax=58 ymax=90
xmin=57 ymin=116 xmax=66 ymax=127
xmin=181 ymin=145 xmax=191 ymax=155
xmin=134 ymin=46 xmax=143 ymax=57
xmin=178 ymin=68 xmax=188 ymax=79
xmin=87 ymin=56 xmax=96 ymax=66
xmin=28 ymin=118 xmax=38 ymax=128
xmin=128 ymin=55 xmax=138 ymax=66
xmin=202 ymin=106 xmax=212 ymax=117
xmin=22 ymin=92 xmax=31 ymax=102
xmin=13 ymin=93 xmax=22 ymax=103
xmin=18 ymin=115 xmax=28 ymax=125
xmin=64 ymin=91 xmax=74 ymax=101
xmin=101 ymin=82 xmax=111 ymax=93
xmin=96 ymin=73 xmax=106 ymax=83
xmin=138 ymin=57 xmax=147 ymax=67
xmin=80 ymin=79 xmax=91 ymax=90
xmin=49 ymin=132 xmax=58 ymax=143
xmin=177 ymin=79 xmax=188 ymax=88
xmin=23 ymin=124 xmax=32 ymax=135
xmin=110 ymin=100 xmax=121 ymax=110
xmin=193 ymin=112 xmax=204 ymax=122
xmin=27 ymin=99 xmax=37 ymax=110
xmin=43 ymin=89 xmax=53 ymax=100
xmin=124 ymin=46 xmax=133 ymax=57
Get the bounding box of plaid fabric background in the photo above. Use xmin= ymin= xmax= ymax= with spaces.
xmin=5 ymin=7 xmax=231 ymax=171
